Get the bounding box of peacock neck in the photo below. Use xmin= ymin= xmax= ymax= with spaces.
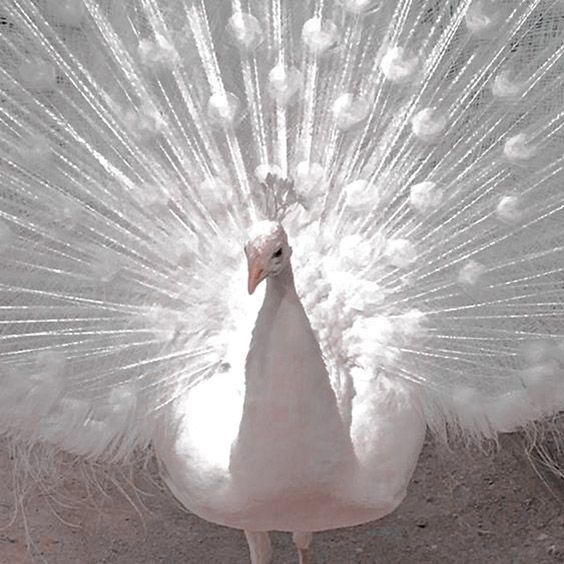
xmin=242 ymin=260 xmax=326 ymax=408
xmin=265 ymin=261 xmax=296 ymax=299
xmin=229 ymin=261 xmax=354 ymax=492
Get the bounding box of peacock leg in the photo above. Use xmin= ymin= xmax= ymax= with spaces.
xmin=244 ymin=530 xmax=272 ymax=564
xmin=293 ymin=531 xmax=313 ymax=564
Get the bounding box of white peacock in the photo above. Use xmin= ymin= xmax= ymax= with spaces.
xmin=0 ymin=0 xmax=563 ymax=562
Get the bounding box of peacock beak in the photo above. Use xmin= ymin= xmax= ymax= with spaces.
xmin=247 ymin=259 xmax=267 ymax=294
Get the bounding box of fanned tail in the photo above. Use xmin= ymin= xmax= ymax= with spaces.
xmin=0 ymin=0 xmax=562 ymax=475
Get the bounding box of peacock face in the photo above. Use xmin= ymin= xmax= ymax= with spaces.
xmin=245 ymin=221 xmax=292 ymax=294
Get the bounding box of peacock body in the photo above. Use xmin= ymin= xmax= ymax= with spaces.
xmin=0 ymin=0 xmax=563 ymax=561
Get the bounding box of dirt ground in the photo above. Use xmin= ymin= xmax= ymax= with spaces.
xmin=1 ymin=434 xmax=564 ymax=563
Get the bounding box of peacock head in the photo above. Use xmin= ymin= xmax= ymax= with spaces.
xmin=245 ymin=221 xmax=292 ymax=294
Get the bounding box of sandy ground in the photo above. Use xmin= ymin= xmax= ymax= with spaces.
xmin=1 ymin=434 xmax=564 ymax=563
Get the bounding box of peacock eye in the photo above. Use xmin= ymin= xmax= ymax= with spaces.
xmin=272 ymin=248 xmax=282 ymax=258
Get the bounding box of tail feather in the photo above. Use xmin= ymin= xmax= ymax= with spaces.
xmin=0 ymin=0 xmax=562 ymax=465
